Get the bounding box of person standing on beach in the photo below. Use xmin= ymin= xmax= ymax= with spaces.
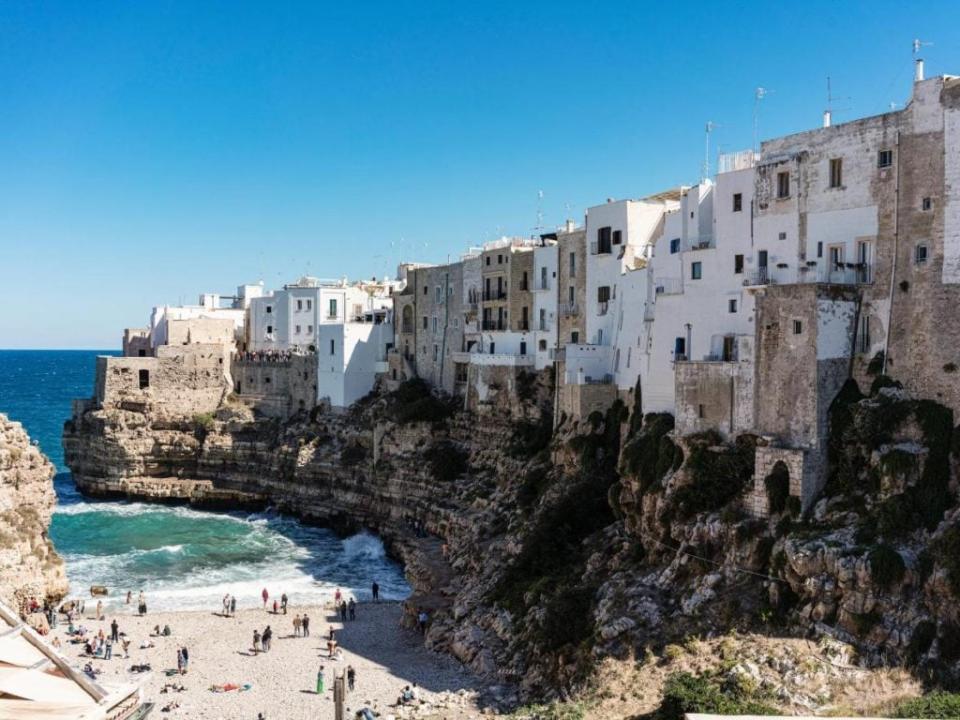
xmin=334 ymin=588 xmax=342 ymax=604
xmin=272 ymin=599 xmax=278 ymax=614
xmin=293 ymin=614 xmax=302 ymax=637
xmin=176 ymin=647 xmax=183 ymax=674
xmin=261 ymin=588 xmax=269 ymax=609
xmin=347 ymin=665 xmax=355 ymax=692
xmin=281 ymin=593 xmax=288 ymax=614
xmin=316 ymin=665 xmax=325 ymax=694
xmin=110 ymin=619 xmax=119 ymax=642
xmin=126 ymin=591 xmax=132 ymax=605
xmin=348 ymin=598 xmax=356 ymax=621
xmin=252 ymin=629 xmax=261 ymax=654
xmin=230 ymin=596 xmax=236 ymax=616
xmin=371 ymin=582 xmax=379 ymax=602
xmin=302 ymin=613 xmax=310 ymax=637
xmin=340 ymin=601 xmax=348 ymax=622
xmin=181 ymin=645 xmax=189 ymax=674
xmin=95 ymin=600 xmax=102 ymax=621
xmin=105 ymin=637 xmax=112 ymax=660
xmin=262 ymin=626 xmax=272 ymax=652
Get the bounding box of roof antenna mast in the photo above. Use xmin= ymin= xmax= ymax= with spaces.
xmin=702 ymin=121 xmax=719 ymax=182
xmin=752 ymin=87 xmax=768 ymax=154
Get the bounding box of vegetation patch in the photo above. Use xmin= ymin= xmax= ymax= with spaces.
xmin=868 ymin=544 xmax=906 ymax=587
xmin=620 ymin=413 xmax=681 ymax=493
xmin=339 ymin=441 xmax=368 ymax=466
xmin=423 ymin=440 xmax=469 ymax=480
xmin=386 ymin=378 xmax=455 ymax=425
xmin=672 ymin=432 xmax=757 ymax=518
xmin=893 ymin=692 xmax=960 ymax=718
xmin=655 ymin=671 xmax=776 ymax=720
xmin=509 ymin=414 xmax=554 ymax=458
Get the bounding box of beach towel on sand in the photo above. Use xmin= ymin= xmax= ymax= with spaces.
xmin=209 ymin=683 xmax=252 ymax=693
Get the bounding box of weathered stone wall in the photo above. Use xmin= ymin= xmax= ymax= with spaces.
xmin=405 ymin=263 xmax=464 ymax=394
xmin=122 ymin=328 xmax=151 ymax=357
xmin=556 ymin=381 xmax=617 ymax=424
xmin=166 ymin=316 xmax=236 ymax=347
xmin=556 ymin=229 xmax=586 ymax=344
xmin=509 ymin=249 xmax=534 ymax=332
xmin=675 ymin=356 xmax=754 ymax=439
xmin=0 ymin=415 xmax=67 ymax=609
xmin=232 ymin=354 xmax=317 ymax=418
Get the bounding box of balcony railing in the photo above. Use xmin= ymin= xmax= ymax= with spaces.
xmin=743 ymin=267 xmax=770 ymax=287
xmin=482 ymin=290 xmax=507 ymax=301
xmin=516 ymin=320 xmax=529 ymax=331
xmin=481 ymin=320 xmax=505 ymax=331
xmin=560 ymin=303 xmax=580 ymax=317
xmin=538 ymin=321 xmax=550 ymax=332
xmin=590 ymin=241 xmax=612 ymax=255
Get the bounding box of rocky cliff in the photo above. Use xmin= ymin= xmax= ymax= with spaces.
xmin=63 ymin=371 xmax=960 ymax=714
xmin=0 ymin=414 xmax=67 ymax=609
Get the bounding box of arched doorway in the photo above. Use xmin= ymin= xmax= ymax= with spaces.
xmin=764 ymin=461 xmax=790 ymax=515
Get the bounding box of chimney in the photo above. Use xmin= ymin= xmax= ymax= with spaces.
xmin=565 ymin=219 xmax=575 ymax=233
xmin=915 ymin=58 xmax=925 ymax=82
xmin=823 ymin=110 xmax=832 ymax=128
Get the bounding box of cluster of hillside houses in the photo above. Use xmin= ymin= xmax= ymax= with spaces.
xmin=99 ymin=65 xmax=960 ymax=514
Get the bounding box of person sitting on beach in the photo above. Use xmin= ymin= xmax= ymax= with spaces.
xmin=397 ymin=685 xmax=415 ymax=705
xmin=163 ymin=624 xmax=172 ymax=636
xmin=252 ymin=629 xmax=261 ymax=654
xmin=356 ymin=708 xmax=376 ymax=720
xmin=52 ymin=636 xmax=61 ymax=649
xmin=293 ymin=614 xmax=302 ymax=637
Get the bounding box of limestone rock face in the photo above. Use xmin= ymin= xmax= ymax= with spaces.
xmin=0 ymin=415 xmax=67 ymax=608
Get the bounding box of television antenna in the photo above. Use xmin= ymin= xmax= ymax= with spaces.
xmin=912 ymin=38 xmax=933 ymax=55
xmin=752 ymin=87 xmax=770 ymax=153
xmin=702 ymin=121 xmax=720 ymax=182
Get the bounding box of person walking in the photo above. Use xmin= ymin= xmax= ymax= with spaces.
xmin=417 ymin=609 xmax=428 ymax=634
xmin=340 ymin=601 xmax=348 ymax=622
xmin=110 ymin=618 xmax=119 ymax=642
xmin=293 ymin=614 xmax=302 ymax=637
xmin=281 ymin=593 xmax=288 ymax=615
xmin=272 ymin=599 xmax=278 ymax=614
xmin=230 ymin=596 xmax=237 ymax=616
xmin=348 ymin=598 xmax=356 ymax=621
xmin=176 ymin=647 xmax=183 ymax=674
xmin=302 ymin=613 xmax=310 ymax=637
xmin=105 ymin=637 xmax=113 ymax=660
xmin=371 ymin=581 xmax=379 ymax=602
xmin=126 ymin=591 xmax=132 ymax=605
xmin=252 ymin=629 xmax=261 ymax=655
xmin=347 ymin=665 xmax=356 ymax=692
xmin=181 ymin=645 xmax=189 ymax=674
xmin=261 ymin=588 xmax=269 ymax=609
xmin=316 ymin=665 xmax=325 ymax=694
xmin=262 ymin=626 xmax=272 ymax=652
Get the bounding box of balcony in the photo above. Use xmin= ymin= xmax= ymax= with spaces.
xmin=538 ymin=321 xmax=550 ymax=332
xmin=535 ymin=279 xmax=550 ymax=291
xmin=482 ymin=290 xmax=507 ymax=301
xmin=560 ymin=303 xmax=580 ymax=317
xmin=516 ymin=320 xmax=529 ymax=332
xmin=743 ymin=268 xmax=770 ymax=288
xmin=481 ymin=320 xmax=506 ymax=331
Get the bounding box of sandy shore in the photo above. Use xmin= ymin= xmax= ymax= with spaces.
xmin=49 ymin=600 xmax=493 ymax=720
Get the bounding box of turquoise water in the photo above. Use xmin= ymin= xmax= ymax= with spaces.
xmin=0 ymin=350 xmax=408 ymax=611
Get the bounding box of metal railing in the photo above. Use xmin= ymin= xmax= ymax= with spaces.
xmin=481 ymin=320 xmax=505 ymax=331
xmin=536 ymin=279 xmax=550 ymax=291
xmin=482 ymin=290 xmax=507 ymax=301
xmin=560 ymin=303 xmax=580 ymax=316
xmin=743 ymin=268 xmax=770 ymax=287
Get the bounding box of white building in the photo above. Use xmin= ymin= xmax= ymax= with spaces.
xmin=149 ymin=283 xmax=263 ymax=349
xmin=532 ymin=242 xmax=558 ymax=369
xmin=316 ymin=308 xmax=394 ymax=408
xmin=247 ymin=276 xmax=399 ymax=352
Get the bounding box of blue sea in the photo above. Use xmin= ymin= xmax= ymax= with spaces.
xmin=0 ymin=350 xmax=408 ymax=611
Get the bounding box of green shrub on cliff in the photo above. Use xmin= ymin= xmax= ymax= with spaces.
xmin=868 ymin=544 xmax=906 ymax=587
xmin=656 ymin=671 xmax=776 ymax=720
xmin=387 ymin=379 xmax=454 ymax=425
xmin=423 ymin=440 xmax=469 ymax=480
xmin=893 ymin=692 xmax=960 ymax=718
xmin=193 ymin=412 xmax=215 ymax=430
xmin=620 ymin=413 xmax=680 ymax=492
xmin=936 ymin=525 xmax=960 ymax=597
xmin=671 ymin=433 xmax=757 ymax=518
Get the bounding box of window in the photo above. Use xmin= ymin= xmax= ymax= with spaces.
xmin=266 ymin=325 xmax=273 ymax=335
xmin=691 ymin=261 xmax=702 ymax=280
xmin=829 ymin=158 xmax=843 ymax=188
xmin=569 ymin=252 xmax=576 ymax=277
xmin=728 ymin=299 xmax=738 ymax=313
xmin=307 ymin=325 xmax=313 ymax=334
xmin=734 ymin=254 xmax=744 ymax=274
xmin=435 ymin=286 xmax=441 ymax=302
xmin=922 ymin=197 xmax=932 ymax=211
xmin=422 ymin=316 xmax=428 ymax=329
xmin=612 ymin=229 xmax=622 ymax=245
xmin=432 ymin=316 xmax=439 ymax=333
xmin=597 ymin=226 xmax=612 ymax=253
xmin=295 ymin=325 xmax=301 ymax=334
xmin=330 ymin=339 xmax=335 ymax=355
xmin=266 ymin=305 xmax=272 ymax=314
xmin=453 ymin=318 xmax=460 ymax=328
xmin=489 ymin=342 xmax=495 ymax=354
xmin=423 ymin=285 xmax=428 ymax=295
xmin=306 ymin=299 xmax=312 ymax=311
xmin=485 ymin=256 xmax=490 ymax=266
xmin=297 ymin=299 xmax=303 ymax=311
xmin=571 ymin=331 xmax=579 ymax=343
xmin=328 ymin=298 xmax=337 ymax=318
xmin=778 ymin=231 xmax=787 ymax=241
xmin=138 ymin=369 xmax=150 ymax=389
xmin=777 ymin=171 xmax=790 ymax=199
xmin=878 ymin=149 xmax=893 ymax=168
xmin=817 ymin=242 xmax=823 ymax=258
xmin=568 ymin=286 xmax=575 ymax=305
xmin=698 ymin=404 xmax=705 ymax=419
xmin=539 ymin=339 xmax=547 ymax=351
xmin=793 ymin=320 xmax=803 ymax=335
xmin=519 ymin=341 xmax=527 ymax=356
xmin=669 ymin=238 xmax=680 ymax=254
xmin=597 ymin=285 xmax=611 ymax=302
xmin=733 ymin=193 xmax=742 ymax=212
xmin=497 ymin=254 xmax=503 ymax=264
xmin=674 ymin=337 xmax=686 ymax=358
xmin=433 ymin=344 xmax=438 ymax=361
xmin=916 ymin=244 xmax=928 ymax=264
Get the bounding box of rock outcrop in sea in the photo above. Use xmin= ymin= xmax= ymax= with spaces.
xmin=0 ymin=414 xmax=67 ymax=608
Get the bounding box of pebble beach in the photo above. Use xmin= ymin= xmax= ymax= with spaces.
xmin=49 ymin=600 xmax=492 ymax=720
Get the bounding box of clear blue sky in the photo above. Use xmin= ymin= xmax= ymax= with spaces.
xmin=2 ymin=1 xmax=958 ymax=348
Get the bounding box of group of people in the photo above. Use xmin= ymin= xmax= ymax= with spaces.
xmin=333 ymin=588 xmax=358 ymax=622
xmin=175 ymin=645 xmax=189 ymax=674
xmin=315 ymin=664 xmax=357 ymax=694
xmin=125 ymin=590 xmax=148 ymax=616
xmin=252 ymin=625 xmax=273 ymax=654
xmin=292 ymin=613 xmax=311 ymax=637
xmin=221 ymin=594 xmax=238 ymax=616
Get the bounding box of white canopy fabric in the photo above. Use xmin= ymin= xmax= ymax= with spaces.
xmin=0 ymin=634 xmax=47 ymax=668
xmin=0 ymin=665 xmax=98 ymax=705
xmin=0 ymin=698 xmax=100 ymax=720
